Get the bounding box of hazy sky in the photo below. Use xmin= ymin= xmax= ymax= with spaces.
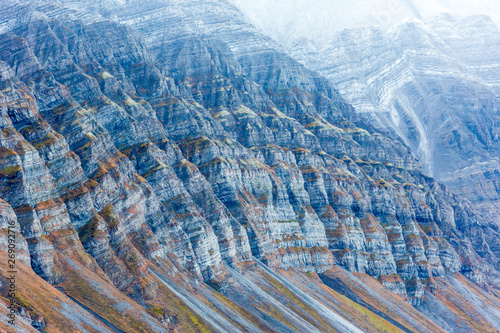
xmin=229 ymin=0 xmax=500 ymax=47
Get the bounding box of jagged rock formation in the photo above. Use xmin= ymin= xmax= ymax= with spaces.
xmin=0 ymin=1 xmax=500 ymax=332
xmin=231 ymin=0 xmax=500 ymax=227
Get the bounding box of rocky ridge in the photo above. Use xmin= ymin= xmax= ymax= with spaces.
xmin=234 ymin=1 xmax=500 ymax=227
xmin=0 ymin=0 xmax=500 ymax=332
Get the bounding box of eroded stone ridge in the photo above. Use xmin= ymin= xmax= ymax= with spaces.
xmin=0 ymin=15 xmax=498 ymax=311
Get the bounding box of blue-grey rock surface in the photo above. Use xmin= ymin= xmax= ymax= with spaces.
xmin=0 ymin=1 xmax=500 ymax=332
xmin=232 ymin=0 xmax=500 ymax=228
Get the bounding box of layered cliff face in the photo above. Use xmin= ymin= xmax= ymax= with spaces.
xmin=286 ymin=16 xmax=500 ymax=205
xmin=0 ymin=1 xmax=500 ymax=332
xmin=231 ymin=0 xmax=500 ymax=227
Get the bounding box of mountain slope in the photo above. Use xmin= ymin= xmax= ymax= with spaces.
xmin=0 ymin=1 xmax=500 ymax=332
xmin=230 ymin=0 xmax=500 ymax=227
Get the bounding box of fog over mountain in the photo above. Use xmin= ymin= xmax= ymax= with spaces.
xmin=232 ymin=0 xmax=500 ymax=225
xmin=230 ymin=0 xmax=500 ymax=46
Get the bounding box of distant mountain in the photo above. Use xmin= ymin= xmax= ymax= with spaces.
xmin=231 ymin=0 xmax=500 ymax=226
xmin=1 ymin=1 xmax=500 ymax=332
xmin=229 ymin=0 xmax=500 ymax=44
